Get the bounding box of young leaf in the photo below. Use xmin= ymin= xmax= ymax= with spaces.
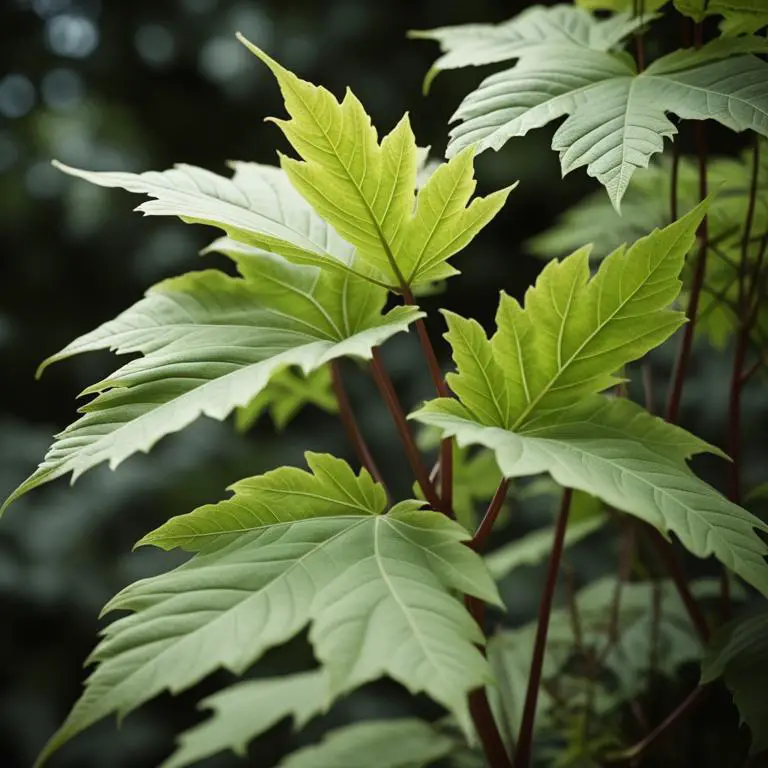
xmin=236 ymin=36 xmax=513 ymax=290
xmin=452 ymin=204 xmax=706 ymax=429
xmin=34 ymin=462 xmax=500 ymax=764
xmin=162 ymin=669 xmax=329 ymax=768
xmin=701 ymin=608 xmax=768 ymax=754
xmin=277 ymin=719 xmax=456 ymax=768
xmin=410 ymin=5 xmax=650 ymax=92
xmin=2 ymin=259 xmax=421 ymax=513
xmin=417 ymin=11 xmax=768 ymax=210
xmin=235 ymin=366 xmax=338 ymax=432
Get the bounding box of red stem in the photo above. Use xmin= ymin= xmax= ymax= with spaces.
xmin=402 ymin=287 xmax=454 ymax=514
xmin=633 ymin=0 xmax=646 ymax=72
xmin=369 ymin=348 xmax=441 ymax=510
xmin=330 ymin=361 xmax=387 ymax=493
xmin=470 ymin=479 xmax=510 ymax=551
xmin=513 ymin=488 xmax=573 ymax=768
xmin=465 ymin=595 xmax=514 ymax=768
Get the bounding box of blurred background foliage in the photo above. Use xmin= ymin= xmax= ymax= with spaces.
xmin=1 ymin=1 xmax=766 ymax=766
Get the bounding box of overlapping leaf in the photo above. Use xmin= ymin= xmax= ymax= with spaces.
xmin=414 ymin=10 xmax=768 ymax=209
xmin=277 ymin=719 xmax=456 ymax=768
xmin=675 ymin=0 xmax=768 ymax=36
xmin=2 ymin=257 xmax=421 ymax=513
xmin=35 ymin=456 xmax=499 ymax=765
xmin=701 ymin=608 xmax=768 ymax=754
xmin=162 ymin=669 xmax=329 ymax=768
xmin=409 ymin=4 xmax=649 ymax=92
xmin=409 ymin=208 xmax=768 ymax=594
xmin=236 ymin=36 xmax=512 ymax=289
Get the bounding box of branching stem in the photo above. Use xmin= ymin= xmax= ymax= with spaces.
xmin=470 ymin=479 xmax=510 ymax=551
xmin=513 ymin=488 xmax=573 ymax=768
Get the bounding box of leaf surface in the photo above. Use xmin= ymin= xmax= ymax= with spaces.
xmin=35 ymin=464 xmax=499 ymax=764
xmin=3 ymin=259 xmax=421 ymax=512
xmin=162 ymin=669 xmax=329 ymax=768
xmin=237 ymin=37 xmax=512 ymax=289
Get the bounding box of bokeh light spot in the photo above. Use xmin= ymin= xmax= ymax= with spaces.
xmin=46 ymin=14 xmax=99 ymax=58
xmin=0 ymin=74 xmax=36 ymax=119
xmin=41 ymin=68 xmax=84 ymax=110
xmin=135 ymin=24 xmax=177 ymax=68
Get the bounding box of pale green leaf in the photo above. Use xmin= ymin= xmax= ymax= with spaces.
xmin=445 ymin=205 xmax=705 ymax=430
xmin=675 ymin=0 xmax=768 ymax=35
xmin=410 ymin=396 xmax=768 ymax=596
xmin=35 ymin=491 xmax=499 ymax=764
xmin=235 ymin=366 xmax=338 ymax=432
xmin=53 ymin=160 xmax=385 ymax=285
xmin=701 ymin=609 xmax=768 ymax=754
xmin=3 ymin=259 xmax=422 ymax=513
xmin=139 ymin=452 xmax=387 ymax=551
xmin=439 ymin=24 xmax=768 ymax=209
xmin=236 ymin=37 xmax=512 ymax=289
xmin=278 ymin=719 xmax=456 ymax=768
xmin=410 ymin=5 xmax=650 ymax=91
xmin=578 ymin=0 xmax=669 ymax=11
xmin=162 ymin=669 xmax=329 ymax=768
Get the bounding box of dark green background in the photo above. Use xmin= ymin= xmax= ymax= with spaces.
xmin=1 ymin=1 xmax=764 ymax=766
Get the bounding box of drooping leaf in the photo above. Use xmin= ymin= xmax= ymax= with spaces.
xmin=34 ymin=461 xmax=500 ymax=764
xmin=3 ymin=258 xmax=422 ymax=513
xmin=410 ymin=5 xmax=651 ymax=92
xmin=416 ymin=11 xmax=768 ymax=209
xmin=236 ymin=36 xmax=513 ymax=290
xmin=235 ymin=366 xmax=338 ymax=432
xmin=412 ymin=395 xmax=768 ymax=596
xmin=162 ymin=669 xmax=330 ymax=768
xmin=701 ymin=608 xmax=768 ymax=754
xmin=675 ymin=0 xmax=768 ymax=35
xmin=277 ymin=719 xmax=456 ymax=768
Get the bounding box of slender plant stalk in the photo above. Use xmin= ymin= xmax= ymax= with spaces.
xmin=470 ymin=479 xmax=510 ymax=550
xmin=369 ymin=347 xmax=441 ymax=510
xmin=330 ymin=361 xmax=387 ymax=492
xmin=401 ymin=287 xmax=455 ymax=512
xmin=665 ymin=22 xmax=708 ymax=425
xmin=465 ymin=595 xmax=515 ymax=768
xmin=647 ymin=529 xmax=710 ymax=642
xmin=670 ymin=140 xmax=680 ymax=223
xmin=513 ymin=488 xmax=573 ymax=768
xmin=608 ymin=686 xmax=707 ymax=763
xmin=633 ymin=0 xmax=646 ymax=71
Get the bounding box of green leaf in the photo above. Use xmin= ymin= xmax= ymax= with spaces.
xmin=433 ymin=19 xmax=768 ymax=209
xmin=485 ymin=497 xmax=607 ymax=580
xmin=53 ymin=159 xmax=384 ymax=286
xmin=446 ymin=205 xmax=706 ymax=430
xmin=410 ymin=5 xmax=650 ymax=92
xmin=277 ymin=719 xmax=456 ymax=768
xmin=578 ymin=0 xmax=669 ymax=10
xmin=139 ymin=452 xmax=388 ymax=551
xmin=411 ymin=395 xmax=768 ymax=596
xmin=35 ymin=469 xmax=500 ymax=764
xmin=3 ymin=260 xmax=422 ymax=513
xmin=236 ymin=36 xmax=513 ymax=290
xmin=676 ymin=0 xmax=768 ymax=35
xmin=235 ymin=366 xmax=338 ymax=432
xmin=701 ymin=608 xmax=768 ymax=754
xmin=162 ymin=669 xmax=329 ymax=768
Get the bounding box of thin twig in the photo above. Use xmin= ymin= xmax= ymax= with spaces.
xmin=330 ymin=361 xmax=387 ymax=494
xmin=647 ymin=529 xmax=710 ymax=643
xmin=471 ymin=479 xmax=510 ymax=551
xmin=513 ymin=488 xmax=573 ymax=768
xmin=369 ymin=347 xmax=441 ymax=510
